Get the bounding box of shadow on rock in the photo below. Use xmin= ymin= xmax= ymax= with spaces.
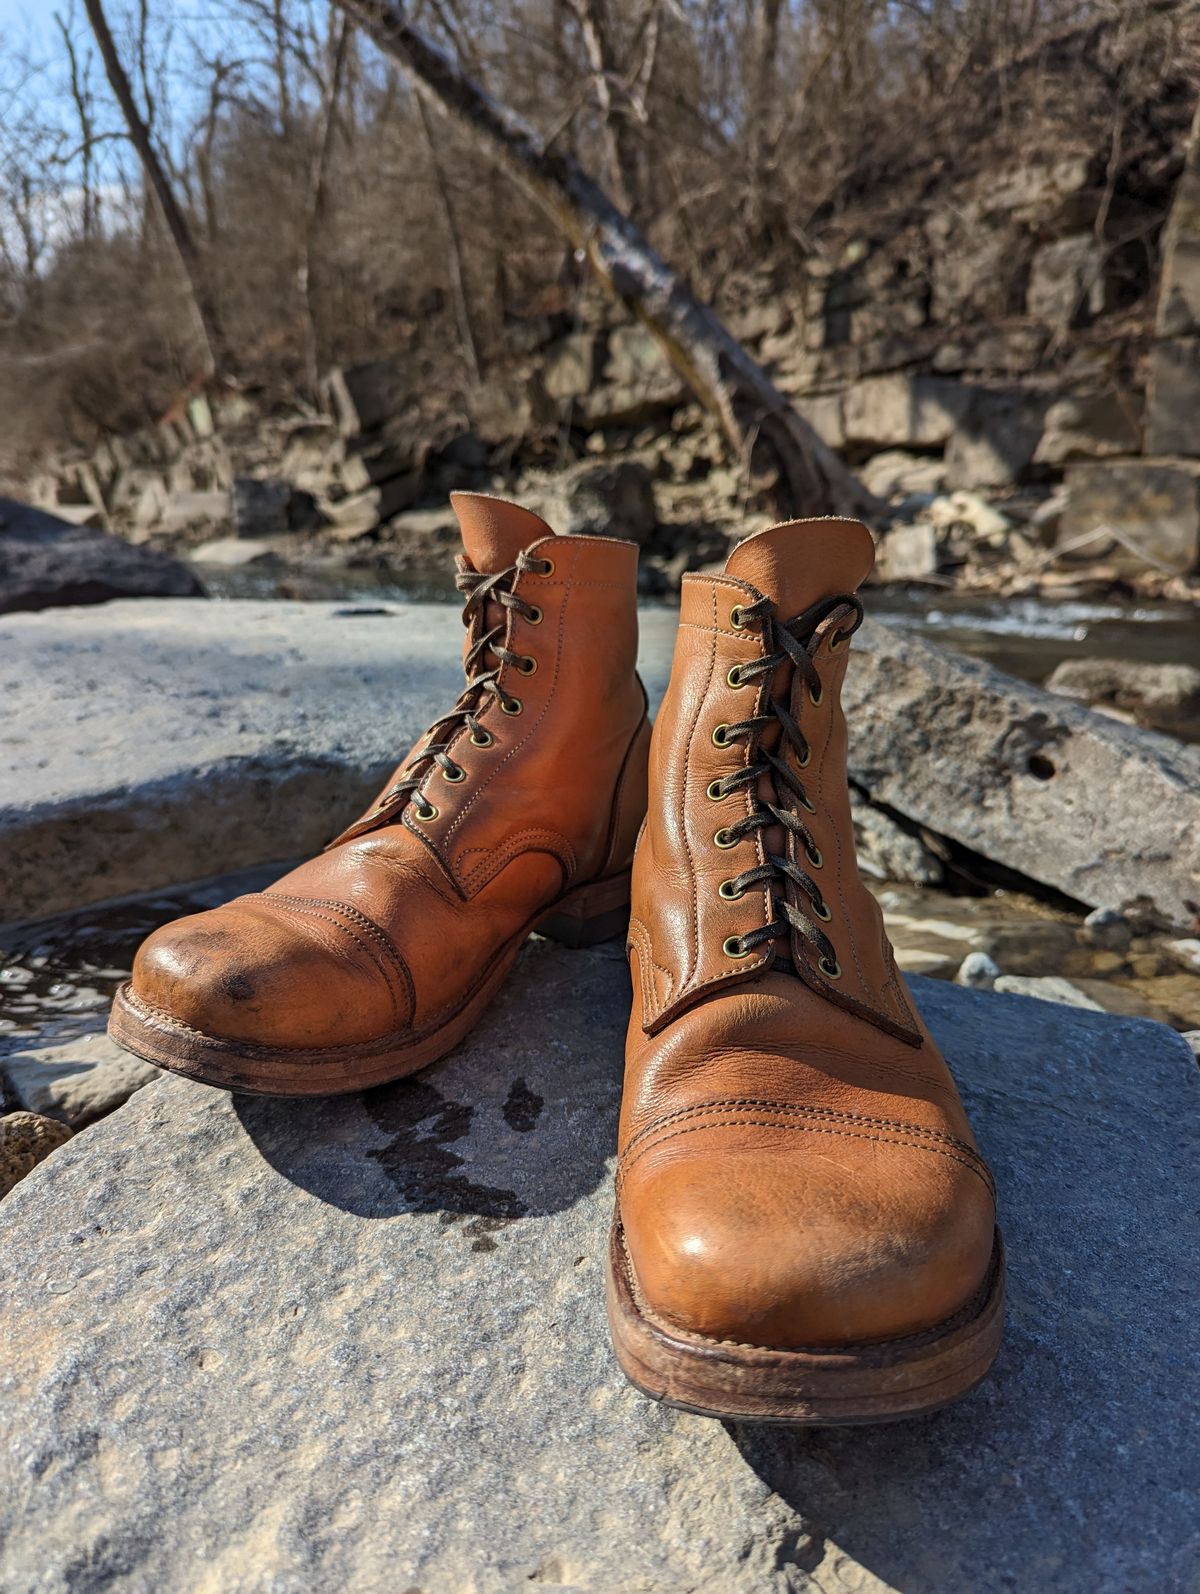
xmin=233 ymin=937 xmax=629 ymax=1228
xmin=723 ymin=984 xmax=1199 ymax=1594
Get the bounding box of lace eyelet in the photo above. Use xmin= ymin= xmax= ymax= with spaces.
xmin=806 ymin=843 xmax=823 ymax=869
xmin=414 ymin=801 xmax=439 ymax=822
xmin=441 ymin=764 xmax=465 ymax=783
xmin=516 ymin=655 xmax=538 ymax=675
xmin=714 ymin=827 xmax=739 ymax=849
xmin=799 ymin=793 xmax=816 ymax=813
xmin=536 ymin=557 xmax=555 ymax=577
xmin=718 ymin=879 xmax=744 ymax=901
xmin=829 ymin=630 xmax=847 ymax=653
xmin=809 ymin=684 xmax=824 ymax=707
xmin=723 ymin=936 xmax=752 ymax=959
xmin=818 ymin=955 xmax=841 ymax=979
xmin=813 ymin=900 xmax=832 ymax=922
xmin=726 ymin=666 xmax=749 ymax=690
xmin=730 ymin=605 xmax=748 ymax=630
xmin=797 ymin=746 xmax=811 ymax=769
xmin=470 ymin=730 xmax=493 ymax=748
xmin=525 ymin=606 xmax=543 ymax=625
xmin=706 ymin=779 xmax=728 ymax=801
xmin=712 ymin=723 xmax=732 ymax=747
xmin=501 ymin=697 xmax=523 ymax=716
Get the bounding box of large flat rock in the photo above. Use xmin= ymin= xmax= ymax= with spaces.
xmin=0 ymin=960 xmax=1195 ymax=1593
xmin=0 ymin=599 xmax=677 ymax=924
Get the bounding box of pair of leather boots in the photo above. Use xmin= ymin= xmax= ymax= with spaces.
xmin=109 ymin=492 xmax=1004 ymax=1424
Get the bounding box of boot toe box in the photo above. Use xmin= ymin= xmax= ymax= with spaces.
xmin=129 ymin=896 xmax=409 ymax=1050
xmin=619 ymin=1119 xmax=995 ymax=1349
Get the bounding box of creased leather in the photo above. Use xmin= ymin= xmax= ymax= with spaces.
xmin=126 ymin=495 xmax=648 ymax=1056
xmin=617 ymin=516 xmax=997 ymax=1350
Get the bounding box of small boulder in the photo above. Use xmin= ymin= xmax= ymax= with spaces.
xmin=0 ymin=1112 xmax=72 ymax=1199
xmin=956 ymin=952 xmax=1002 ymax=989
xmin=1046 ymin=659 xmax=1200 ymax=737
xmin=0 ymin=498 xmax=202 ymax=615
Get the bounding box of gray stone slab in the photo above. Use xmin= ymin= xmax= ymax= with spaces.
xmin=2 ymin=1021 xmax=159 ymax=1127
xmin=0 ymin=961 xmax=1196 ymax=1593
xmin=0 ymin=598 xmax=679 ymax=924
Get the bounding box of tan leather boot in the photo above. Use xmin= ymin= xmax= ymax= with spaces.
xmin=608 ymin=517 xmax=1003 ymax=1423
xmin=110 ymin=494 xmax=650 ymax=1095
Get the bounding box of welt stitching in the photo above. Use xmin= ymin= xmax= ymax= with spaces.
xmin=617 ymin=1117 xmax=995 ymax=1197
xmin=457 ymin=830 xmax=575 ymax=891
xmin=254 ymin=901 xmax=404 ymax=1026
xmin=261 ymin=893 xmax=415 ymax=1015
xmin=620 ymin=1097 xmax=985 ymax=1161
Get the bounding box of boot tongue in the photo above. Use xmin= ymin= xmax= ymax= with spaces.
xmin=724 ymin=516 xmax=875 ymax=619
xmin=450 ymin=491 xmax=555 ymax=573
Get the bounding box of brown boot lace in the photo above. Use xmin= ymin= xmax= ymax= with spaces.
xmin=708 ymin=592 xmax=864 ymax=977
xmin=375 ymin=549 xmax=552 ymax=818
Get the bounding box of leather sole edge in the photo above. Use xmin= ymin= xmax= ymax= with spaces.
xmin=107 ymin=871 xmax=630 ymax=1096
xmin=605 ymin=1219 xmax=1005 ymax=1425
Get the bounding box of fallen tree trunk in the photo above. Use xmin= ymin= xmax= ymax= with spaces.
xmin=335 ymin=0 xmax=874 ymax=519
xmin=844 ymin=621 xmax=1200 ymax=932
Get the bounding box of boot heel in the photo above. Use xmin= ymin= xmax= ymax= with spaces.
xmin=537 ymin=872 xmax=631 ymax=948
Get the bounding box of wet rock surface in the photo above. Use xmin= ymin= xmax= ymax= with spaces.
xmin=0 ymin=947 xmax=1195 ymax=1592
xmin=2 ymin=1024 xmax=158 ymax=1127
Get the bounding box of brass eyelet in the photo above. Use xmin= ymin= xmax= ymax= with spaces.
xmin=813 ymin=900 xmax=832 ymax=922
xmin=714 ymin=827 xmax=739 ymax=849
xmin=730 ymin=605 xmax=748 ymax=630
xmin=712 ymin=723 xmax=732 ymax=747
xmin=501 ymin=697 xmax=523 ymax=716
xmin=718 ymin=879 xmax=744 ymax=901
xmin=799 ymin=793 xmax=816 ymax=813
xmin=809 ymin=684 xmax=824 ymax=707
xmin=806 ymin=843 xmax=823 ymax=869
xmin=537 ymin=557 xmax=555 ymax=577
xmin=726 ymin=666 xmax=749 ymax=690
xmin=414 ymin=801 xmax=439 ymax=822
xmin=706 ymin=779 xmax=728 ymax=802
xmin=470 ymin=730 xmax=493 ymax=747
xmin=723 ymin=936 xmax=752 ymax=959
xmin=797 ymin=746 xmax=811 ymax=769
xmin=525 ymin=606 xmax=543 ymax=625
xmin=516 ymin=655 xmax=538 ymax=675
xmin=829 ymin=630 xmax=846 ymax=653
xmin=441 ymin=764 xmax=465 ymax=783
xmin=818 ymin=955 xmax=841 ymax=979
